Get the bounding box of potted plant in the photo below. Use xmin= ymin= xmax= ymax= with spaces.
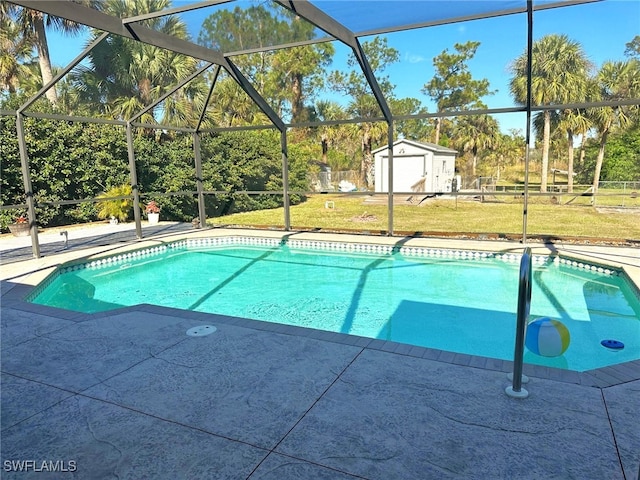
xmin=145 ymin=200 xmax=161 ymax=225
xmin=8 ymin=214 xmax=30 ymax=237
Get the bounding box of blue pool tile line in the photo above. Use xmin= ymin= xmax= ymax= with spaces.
xmin=26 ymin=236 xmax=623 ymax=302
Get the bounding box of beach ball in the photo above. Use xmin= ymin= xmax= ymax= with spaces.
xmin=525 ymin=317 xmax=570 ymax=357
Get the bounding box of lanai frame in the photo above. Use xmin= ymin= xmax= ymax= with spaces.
xmin=4 ymin=0 xmax=638 ymax=258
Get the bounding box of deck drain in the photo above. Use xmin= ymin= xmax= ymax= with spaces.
xmin=186 ymin=325 xmax=217 ymax=337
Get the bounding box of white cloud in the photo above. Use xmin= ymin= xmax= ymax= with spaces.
xmin=404 ymin=52 xmax=427 ymax=64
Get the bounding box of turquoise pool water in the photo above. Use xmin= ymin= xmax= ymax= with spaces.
xmin=31 ymin=238 xmax=640 ymax=372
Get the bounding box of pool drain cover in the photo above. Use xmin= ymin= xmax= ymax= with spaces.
xmin=186 ymin=325 xmax=217 ymax=337
xmin=601 ymin=339 xmax=624 ymax=350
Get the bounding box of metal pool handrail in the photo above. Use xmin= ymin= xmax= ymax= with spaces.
xmin=506 ymin=247 xmax=532 ymax=399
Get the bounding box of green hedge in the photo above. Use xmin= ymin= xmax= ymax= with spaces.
xmin=0 ymin=110 xmax=309 ymax=231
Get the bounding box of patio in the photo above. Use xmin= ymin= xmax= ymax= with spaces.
xmin=1 ymin=226 xmax=639 ymax=479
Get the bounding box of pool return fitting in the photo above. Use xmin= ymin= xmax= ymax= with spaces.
xmin=506 ymin=247 xmax=532 ymax=399
xmin=186 ymin=325 xmax=217 ymax=337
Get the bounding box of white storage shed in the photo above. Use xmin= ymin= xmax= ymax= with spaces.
xmin=373 ymin=139 xmax=458 ymax=193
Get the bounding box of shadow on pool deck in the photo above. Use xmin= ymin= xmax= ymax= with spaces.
xmin=0 ymin=222 xmax=194 ymax=265
xmin=1 ymin=228 xmax=639 ymax=479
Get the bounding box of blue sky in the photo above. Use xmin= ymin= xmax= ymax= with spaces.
xmin=45 ymin=0 xmax=639 ymax=133
xmin=376 ymin=0 xmax=639 ymax=132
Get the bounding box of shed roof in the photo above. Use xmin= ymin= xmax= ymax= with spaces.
xmin=372 ymin=139 xmax=458 ymax=155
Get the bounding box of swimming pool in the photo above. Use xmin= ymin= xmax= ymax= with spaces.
xmin=30 ymin=236 xmax=640 ymax=372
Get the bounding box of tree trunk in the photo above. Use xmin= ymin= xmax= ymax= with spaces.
xmin=361 ymin=125 xmax=373 ymax=189
xmin=291 ymin=73 xmax=304 ymax=123
xmin=472 ymin=148 xmax=478 ymax=177
xmin=567 ymin=129 xmax=574 ymax=194
xmin=32 ymin=13 xmax=57 ymax=105
xmin=139 ymin=78 xmax=152 ymax=106
xmin=540 ymin=110 xmax=551 ymax=192
xmin=592 ymin=129 xmax=609 ymax=196
xmin=321 ymin=132 xmax=328 ymax=164
xmin=578 ymin=132 xmax=587 ymax=172
xmin=433 ymin=117 xmax=441 ymax=145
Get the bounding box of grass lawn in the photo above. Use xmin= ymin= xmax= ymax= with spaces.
xmin=210 ymin=193 xmax=640 ymax=242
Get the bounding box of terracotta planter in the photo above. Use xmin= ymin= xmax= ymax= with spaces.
xmin=147 ymin=212 xmax=160 ymax=225
xmin=8 ymin=223 xmax=30 ymax=237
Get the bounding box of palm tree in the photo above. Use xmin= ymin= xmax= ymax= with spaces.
xmin=589 ymin=60 xmax=640 ymax=195
xmin=557 ymin=109 xmax=592 ymax=193
xmin=206 ymin=73 xmax=270 ymax=128
xmin=510 ymin=34 xmax=592 ymax=192
xmin=313 ymin=100 xmax=346 ymax=164
xmin=342 ymin=92 xmax=390 ymax=188
xmin=337 ymin=95 xmax=388 ymax=188
xmin=454 ymin=114 xmax=500 ymax=177
xmin=74 ymin=0 xmax=202 ymax=126
xmin=559 ymin=78 xmax=599 ymax=193
xmin=96 ymin=184 xmax=133 ymax=222
xmin=0 ymin=13 xmax=38 ymax=95
xmin=482 ymin=130 xmax=525 ymax=182
xmin=359 ymin=120 xmax=388 ymax=189
xmin=1 ymin=1 xmax=102 ymax=105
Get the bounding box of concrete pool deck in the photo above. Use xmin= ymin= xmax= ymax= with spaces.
xmin=1 ymin=225 xmax=639 ymax=479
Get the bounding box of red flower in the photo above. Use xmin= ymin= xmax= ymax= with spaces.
xmin=145 ymin=201 xmax=160 ymax=214
xmin=15 ymin=215 xmax=28 ymax=224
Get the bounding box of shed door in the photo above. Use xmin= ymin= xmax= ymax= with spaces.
xmin=380 ymin=156 xmax=425 ymax=192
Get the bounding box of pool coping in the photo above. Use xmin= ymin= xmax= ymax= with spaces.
xmin=2 ymin=227 xmax=639 ymax=388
